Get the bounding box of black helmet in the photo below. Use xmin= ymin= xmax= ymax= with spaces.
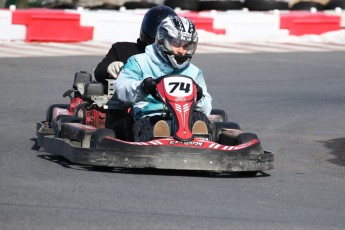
xmin=140 ymin=6 xmax=177 ymax=46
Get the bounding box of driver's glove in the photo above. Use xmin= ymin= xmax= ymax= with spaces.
xmin=196 ymin=84 xmax=203 ymax=101
xmin=141 ymin=77 xmax=157 ymax=95
xmin=107 ymin=61 xmax=124 ymax=78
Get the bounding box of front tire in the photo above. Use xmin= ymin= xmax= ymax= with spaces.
xmin=237 ymin=132 xmax=259 ymax=144
xmin=209 ymin=109 xmax=228 ymax=122
xmin=212 ymin=122 xmax=241 ymax=143
xmin=90 ymin=128 xmax=116 ymax=149
xmin=46 ymin=103 xmax=69 ymax=125
xmin=53 ymin=115 xmax=82 ymax=137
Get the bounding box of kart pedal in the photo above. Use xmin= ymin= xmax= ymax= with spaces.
xmin=192 ymin=120 xmax=208 ymax=135
xmin=153 ymin=120 xmax=170 ymax=138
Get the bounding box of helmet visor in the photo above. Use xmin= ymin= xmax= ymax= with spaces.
xmin=163 ymin=35 xmax=197 ymax=55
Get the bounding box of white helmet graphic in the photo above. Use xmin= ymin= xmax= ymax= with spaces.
xmin=155 ymin=15 xmax=198 ymax=69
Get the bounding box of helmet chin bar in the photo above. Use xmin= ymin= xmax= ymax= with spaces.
xmin=155 ymin=44 xmax=191 ymax=69
xmin=174 ymin=54 xmax=190 ymax=64
xmin=167 ymin=53 xmax=190 ymax=69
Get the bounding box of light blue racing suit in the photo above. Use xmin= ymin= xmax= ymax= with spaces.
xmin=115 ymin=44 xmax=212 ymax=121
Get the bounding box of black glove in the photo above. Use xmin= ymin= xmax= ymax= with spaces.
xmin=196 ymin=84 xmax=203 ymax=101
xmin=141 ymin=77 xmax=157 ymax=95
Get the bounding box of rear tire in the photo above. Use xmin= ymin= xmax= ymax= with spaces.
xmin=90 ymin=128 xmax=116 ymax=149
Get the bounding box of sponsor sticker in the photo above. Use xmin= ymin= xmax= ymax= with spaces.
xmin=169 ymin=140 xmax=203 ymax=146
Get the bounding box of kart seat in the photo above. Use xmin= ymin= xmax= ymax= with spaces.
xmin=73 ymin=71 xmax=92 ymax=96
xmin=83 ymin=82 xmax=104 ymax=99
xmin=74 ymin=71 xmax=92 ymax=88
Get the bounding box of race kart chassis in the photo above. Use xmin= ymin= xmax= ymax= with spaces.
xmin=36 ymin=72 xmax=273 ymax=174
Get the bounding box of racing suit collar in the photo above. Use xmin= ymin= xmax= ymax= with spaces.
xmin=146 ymin=45 xmax=174 ymax=74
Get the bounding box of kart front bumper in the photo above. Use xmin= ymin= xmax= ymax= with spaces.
xmin=37 ymin=121 xmax=273 ymax=172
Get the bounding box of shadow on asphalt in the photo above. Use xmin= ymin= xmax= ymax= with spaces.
xmin=31 ymin=137 xmax=271 ymax=178
xmin=319 ymin=137 xmax=345 ymax=167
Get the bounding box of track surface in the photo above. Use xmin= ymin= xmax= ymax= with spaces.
xmin=1 ymin=41 xmax=345 ymax=58
xmin=1 ymin=51 xmax=345 ymax=229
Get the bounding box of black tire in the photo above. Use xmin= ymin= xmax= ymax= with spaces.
xmin=237 ymin=132 xmax=259 ymax=144
xmin=237 ymin=133 xmax=260 ymax=177
xmin=90 ymin=128 xmax=116 ymax=149
xmin=46 ymin=104 xmax=69 ymax=124
xmin=210 ymin=109 xmax=228 ymax=122
xmin=326 ymin=0 xmax=345 ymax=9
xmin=87 ymin=4 xmax=120 ymax=10
xmin=106 ymin=109 xmax=133 ymax=141
xmin=44 ymin=2 xmax=77 ymax=9
xmin=290 ymin=1 xmax=325 ymax=10
xmin=212 ymin=122 xmax=241 ymax=143
xmin=54 ymin=115 xmax=82 ymax=137
xmin=123 ymin=2 xmax=158 ymax=9
xmin=199 ymin=0 xmax=243 ymax=11
xmin=245 ymin=0 xmax=289 ymax=11
xmin=164 ymin=0 xmax=200 ymax=11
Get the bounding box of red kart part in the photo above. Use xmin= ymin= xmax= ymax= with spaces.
xmin=155 ymin=76 xmax=196 ymax=141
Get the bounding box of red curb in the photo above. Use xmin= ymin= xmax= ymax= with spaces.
xmin=280 ymin=11 xmax=341 ymax=35
xmin=180 ymin=12 xmax=226 ymax=35
xmin=12 ymin=9 xmax=93 ymax=42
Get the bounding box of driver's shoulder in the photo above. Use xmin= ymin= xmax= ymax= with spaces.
xmin=130 ymin=52 xmax=152 ymax=65
xmin=112 ymin=41 xmax=137 ymax=49
xmin=179 ymin=63 xmax=201 ymax=77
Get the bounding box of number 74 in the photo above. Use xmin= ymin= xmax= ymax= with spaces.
xmin=169 ymin=82 xmax=191 ymax=93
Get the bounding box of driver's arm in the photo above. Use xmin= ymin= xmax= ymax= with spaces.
xmin=194 ymin=70 xmax=212 ymax=116
xmin=115 ymin=56 xmax=147 ymax=104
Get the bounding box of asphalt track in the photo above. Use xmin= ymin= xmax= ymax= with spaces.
xmin=1 ymin=51 xmax=345 ymax=230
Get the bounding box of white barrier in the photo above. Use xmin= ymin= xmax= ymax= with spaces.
xmin=78 ymin=9 xmax=144 ymax=42
xmin=226 ymin=12 xmax=288 ymax=42
xmin=0 ymin=10 xmax=26 ymax=40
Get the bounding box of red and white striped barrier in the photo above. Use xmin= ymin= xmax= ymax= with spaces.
xmin=0 ymin=9 xmax=26 ymax=40
xmin=0 ymin=7 xmax=343 ymax=42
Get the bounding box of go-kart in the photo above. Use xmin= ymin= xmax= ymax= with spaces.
xmin=36 ymin=71 xmax=273 ymax=175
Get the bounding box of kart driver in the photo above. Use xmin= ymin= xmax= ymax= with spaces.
xmin=93 ymin=6 xmax=177 ymax=141
xmin=94 ymin=5 xmax=177 ymax=84
xmin=115 ymin=15 xmax=212 ymax=142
